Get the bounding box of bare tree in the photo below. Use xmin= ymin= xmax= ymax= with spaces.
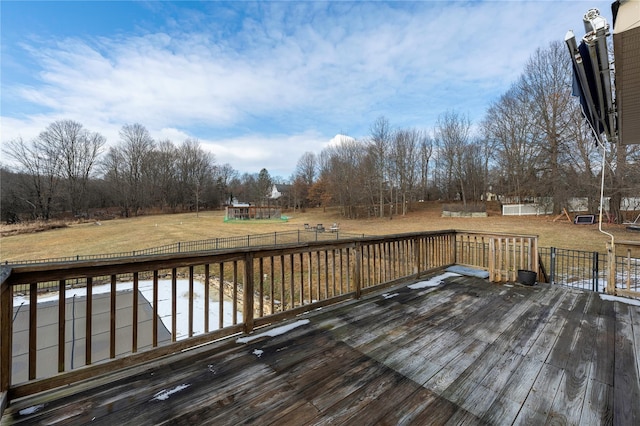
xmin=4 ymin=120 xmax=104 ymax=218
xmin=295 ymin=152 xmax=317 ymax=186
xmin=518 ymin=41 xmax=575 ymax=213
xmin=293 ymin=152 xmax=317 ymax=209
xmin=103 ymin=123 xmax=155 ymax=216
xmin=562 ymin=107 xmax=602 ymax=212
xmin=461 ymin=139 xmax=486 ymax=202
xmin=435 ymin=111 xmax=472 ymax=204
xmin=482 ymin=86 xmax=540 ymax=201
xmin=177 ymin=138 xmax=214 ymax=216
xmin=418 ymin=132 xmax=433 ymax=201
xmin=369 ymin=116 xmax=392 ymax=217
xmin=3 ymin=137 xmax=60 ymax=219
xmin=147 ymin=139 xmax=178 ymax=211
xmin=390 ymin=129 xmax=420 ymax=215
xmin=214 ymin=163 xmax=239 ymax=205
xmin=322 ymin=137 xmax=366 ymax=218
xmin=38 ymin=120 xmax=105 ymax=215
xmin=257 ymin=168 xmax=273 ymax=206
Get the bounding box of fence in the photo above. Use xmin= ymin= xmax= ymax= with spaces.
xmin=502 ymin=204 xmax=553 ymax=216
xmin=537 ymin=245 xmax=639 ymax=297
xmin=538 ymin=247 xmax=604 ymax=292
xmin=4 ymin=229 xmax=365 ymax=266
xmin=1 ymin=230 xmax=538 ymax=404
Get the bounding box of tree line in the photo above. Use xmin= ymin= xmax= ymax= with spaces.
xmin=289 ymin=41 xmax=639 ymax=220
xmin=1 ymin=121 xmax=279 ymax=222
xmin=2 ymin=41 xmax=639 ymax=223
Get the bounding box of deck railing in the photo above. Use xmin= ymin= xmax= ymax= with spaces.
xmin=607 ymin=240 xmax=640 ymax=298
xmin=455 ymin=231 xmax=538 ymax=282
xmin=1 ymin=230 xmax=535 ymax=408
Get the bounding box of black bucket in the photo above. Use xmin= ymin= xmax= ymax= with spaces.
xmin=517 ymin=269 xmax=537 ymax=286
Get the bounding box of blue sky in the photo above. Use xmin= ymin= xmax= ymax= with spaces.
xmin=1 ymin=1 xmax=612 ymax=178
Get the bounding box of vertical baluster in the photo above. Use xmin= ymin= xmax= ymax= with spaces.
xmin=324 ymin=250 xmax=329 ymax=298
xmin=188 ymin=266 xmax=194 ymax=338
xmin=280 ymin=255 xmax=285 ymax=312
xmin=58 ymin=279 xmax=66 ymax=372
xmin=270 ymin=257 xmax=275 ymax=315
xmin=289 ymin=254 xmax=295 ymax=308
xmin=171 ymin=269 xmax=177 ymax=342
xmin=219 ymin=263 xmax=225 ymax=329
xmin=132 ymin=272 xmax=138 ymax=352
xmin=1 ymin=281 xmax=12 ymax=391
xmin=259 ymin=258 xmax=264 ymax=316
xmin=346 ymin=248 xmax=351 ymax=292
xmin=85 ymin=277 xmax=92 ymax=365
xmin=29 ymin=282 xmax=37 ymax=379
xmin=308 ymin=252 xmax=313 ymax=303
xmin=204 ymin=264 xmax=210 ymax=333
xmin=233 ymin=262 xmax=238 ymax=325
xmin=331 ymin=249 xmax=337 ymax=295
xmin=627 ymin=249 xmax=632 ymax=290
xmin=153 ymin=270 xmax=158 ymax=347
xmin=110 ymin=275 xmax=116 ymax=359
xmin=299 ymin=253 xmax=304 ymax=305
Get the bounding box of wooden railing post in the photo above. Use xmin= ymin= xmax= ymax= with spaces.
xmin=488 ymin=238 xmax=496 ymax=282
xmin=607 ymin=242 xmax=616 ymax=295
xmin=354 ymin=244 xmax=362 ymax=299
xmin=610 ymin=241 xmax=640 ymax=298
xmin=243 ymin=253 xmax=255 ymax=334
xmin=1 ymin=267 xmax=12 ymax=396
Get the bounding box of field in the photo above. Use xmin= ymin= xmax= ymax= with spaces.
xmin=1 ymin=203 xmax=638 ymax=263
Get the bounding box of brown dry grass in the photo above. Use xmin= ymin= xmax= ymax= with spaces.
xmin=1 ymin=203 xmax=638 ymax=263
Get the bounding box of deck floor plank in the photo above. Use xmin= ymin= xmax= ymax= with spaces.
xmin=612 ymin=302 xmax=640 ymax=424
xmin=514 ymin=362 xmax=564 ymax=424
xmin=3 ymin=277 xmax=640 ymax=425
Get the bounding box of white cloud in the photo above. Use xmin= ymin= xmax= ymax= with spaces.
xmin=0 ymin=0 xmax=613 ymax=175
xmin=200 ymin=130 xmax=329 ymax=177
xmin=325 ymin=134 xmax=356 ymax=149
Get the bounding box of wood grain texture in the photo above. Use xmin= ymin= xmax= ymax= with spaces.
xmin=3 ymin=277 xmax=639 ymax=425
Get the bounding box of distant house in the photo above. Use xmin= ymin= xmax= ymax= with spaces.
xmin=270 ymin=184 xmax=293 ymax=209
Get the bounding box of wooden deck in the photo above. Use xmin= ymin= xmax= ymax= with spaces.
xmin=2 ymin=274 xmax=640 ymax=425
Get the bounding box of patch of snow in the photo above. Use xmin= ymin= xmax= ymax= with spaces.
xmin=599 ymin=294 xmax=640 ymax=307
xmin=236 ymin=319 xmax=310 ymax=344
xmin=382 ymin=293 xmax=399 ymax=299
xmin=13 ymin=279 xmax=240 ymax=341
xmin=19 ymin=404 xmax=45 ymax=416
xmin=253 ymin=349 xmax=264 ymax=358
xmin=407 ymin=272 xmax=461 ymax=289
xmin=151 ymin=384 xmax=191 ymax=401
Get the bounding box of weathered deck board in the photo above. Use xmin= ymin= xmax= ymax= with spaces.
xmin=612 ymin=302 xmax=640 ymax=423
xmin=3 ymin=276 xmax=640 ymax=425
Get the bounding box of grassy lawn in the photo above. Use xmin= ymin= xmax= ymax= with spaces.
xmin=1 ymin=204 xmax=637 ymax=263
